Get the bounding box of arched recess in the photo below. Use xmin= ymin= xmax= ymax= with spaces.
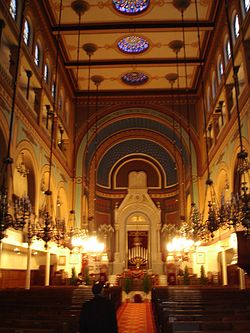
xmin=56 ymin=184 xmax=69 ymax=224
xmin=40 ymin=166 xmax=56 ymax=217
xmin=13 ymin=141 xmax=39 ymax=210
xmin=215 ymin=167 xmax=231 ymax=203
xmin=97 ymin=139 xmax=177 ymax=189
xmin=113 ymin=156 xmax=164 ymax=189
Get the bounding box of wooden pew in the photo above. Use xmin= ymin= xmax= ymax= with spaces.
xmin=0 ymin=286 xmax=122 ymax=333
xmin=152 ymin=286 xmax=250 ymax=333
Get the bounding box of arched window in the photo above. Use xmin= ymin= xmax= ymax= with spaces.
xmin=242 ymin=0 xmax=250 ymax=15
xmin=9 ymin=0 xmax=17 ymax=21
xmin=212 ymin=72 xmax=217 ymax=100
xmin=23 ymin=19 xmax=30 ymax=45
xmin=44 ymin=63 xmax=49 ymax=83
xmin=233 ymin=14 xmax=240 ymax=42
xmin=225 ymin=38 xmax=231 ymax=65
xmin=34 ymin=43 xmax=40 ymax=67
xmin=217 ymin=56 xmax=224 ymax=84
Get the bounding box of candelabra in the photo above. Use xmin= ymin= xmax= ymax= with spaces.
xmin=35 ymin=191 xmax=67 ymax=249
xmin=189 ymin=202 xmax=207 ymax=241
xmin=14 ymin=196 xmax=32 ymax=231
xmin=129 ymin=253 xmax=147 ymax=269
xmin=0 ymin=0 xmax=25 ymax=242
xmin=222 ymin=152 xmax=250 ymax=237
xmin=218 ymin=0 xmax=250 ymax=238
xmin=205 ymin=177 xmax=222 ymax=237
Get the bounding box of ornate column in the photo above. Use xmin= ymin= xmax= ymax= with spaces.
xmin=113 ymin=223 xmax=124 ymax=274
xmin=25 ymin=245 xmax=32 ymax=289
xmin=45 ymin=249 xmax=50 ymax=286
xmin=114 ymin=223 xmax=119 ymax=256
xmin=220 ymin=245 xmax=228 ymax=286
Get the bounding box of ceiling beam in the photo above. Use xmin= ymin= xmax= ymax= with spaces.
xmin=65 ymin=57 xmax=204 ymax=68
xmin=52 ymin=21 xmax=214 ymax=33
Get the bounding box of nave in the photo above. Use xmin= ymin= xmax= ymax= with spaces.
xmin=1 ymin=286 xmax=250 ymax=333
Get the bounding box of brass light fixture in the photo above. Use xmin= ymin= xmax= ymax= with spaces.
xmin=220 ymin=0 xmax=250 ymax=237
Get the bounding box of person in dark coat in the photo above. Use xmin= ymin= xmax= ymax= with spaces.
xmin=79 ymin=281 xmax=118 ymax=333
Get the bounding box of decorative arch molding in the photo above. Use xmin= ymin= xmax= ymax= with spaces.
xmin=87 ymin=129 xmax=186 ymax=222
xmin=39 ymin=165 xmax=56 ymax=213
xmin=215 ymin=167 xmax=230 ymax=198
xmin=56 ymin=184 xmax=69 ymax=222
xmin=76 ymin=107 xmax=199 ymax=179
xmin=14 ymin=141 xmax=39 ymax=210
xmin=112 ymin=155 xmax=164 ymax=189
xmin=97 ymin=139 xmax=177 ymax=188
xmin=85 ymin=115 xmax=190 ymax=168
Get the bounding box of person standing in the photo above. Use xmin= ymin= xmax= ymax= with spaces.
xmin=79 ymin=281 xmax=118 ymax=333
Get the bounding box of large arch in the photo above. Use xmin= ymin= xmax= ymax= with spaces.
xmin=75 ymin=107 xmax=199 ymax=229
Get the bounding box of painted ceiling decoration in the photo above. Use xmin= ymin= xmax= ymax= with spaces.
xmin=47 ymin=1 xmax=217 ymax=91
xmin=117 ymin=35 xmax=150 ymax=54
xmin=112 ymin=0 xmax=150 ymax=14
xmin=85 ymin=116 xmax=190 ymax=171
xmin=96 ymin=139 xmax=177 ymax=188
xmin=121 ymin=72 xmax=149 ymax=85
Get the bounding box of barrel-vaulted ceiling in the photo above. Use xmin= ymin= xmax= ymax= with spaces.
xmin=44 ymin=0 xmax=220 ymax=93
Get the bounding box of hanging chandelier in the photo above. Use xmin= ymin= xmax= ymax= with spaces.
xmin=217 ymin=0 xmax=250 ymax=238
xmin=0 ymin=1 xmax=30 ymax=242
xmin=33 ymin=0 xmax=67 ymax=249
xmin=66 ymin=0 xmax=90 ymax=245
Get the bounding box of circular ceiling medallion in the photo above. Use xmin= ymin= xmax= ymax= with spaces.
xmin=122 ymin=72 xmax=148 ymax=85
xmin=118 ymin=35 xmax=149 ymax=54
xmin=112 ymin=0 xmax=150 ymax=14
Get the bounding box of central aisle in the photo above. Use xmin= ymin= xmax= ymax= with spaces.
xmin=117 ymin=302 xmax=156 ymax=333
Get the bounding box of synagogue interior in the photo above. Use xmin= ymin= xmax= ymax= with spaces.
xmin=1 ymin=0 xmax=250 ymax=331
